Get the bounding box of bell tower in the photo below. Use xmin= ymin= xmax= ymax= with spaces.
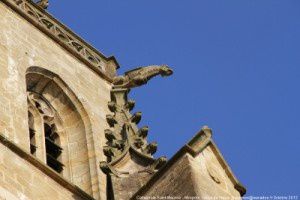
xmin=0 ymin=0 xmax=245 ymax=199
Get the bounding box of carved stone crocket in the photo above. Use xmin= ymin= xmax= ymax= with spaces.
xmin=113 ymin=65 xmax=173 ymax=89
xmin=36 ymin=0 xmax=49 ymax=9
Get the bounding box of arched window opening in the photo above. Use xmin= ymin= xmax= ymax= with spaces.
xmin=27 ymin=91 xmax=65 ymax=173
xmin=26 ymin=67 xmax=94 ymax=194
xmin=44 ymin=123 xmax=64 ymax=173
xmin=28 ymin=111 xmax=37 ymax=155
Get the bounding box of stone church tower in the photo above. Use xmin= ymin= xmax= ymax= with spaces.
xmin=0 ymin=0 xmax=246 ymax=199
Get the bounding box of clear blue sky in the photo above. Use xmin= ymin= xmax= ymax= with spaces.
xmin=49 ymin=0 xmax=300 ymax=196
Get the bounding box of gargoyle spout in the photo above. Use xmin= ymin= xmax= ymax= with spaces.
xmin=159 ymin=65 xmax=173 ymax=76
xmin=113 ymin=65 xmax=173 ymax=89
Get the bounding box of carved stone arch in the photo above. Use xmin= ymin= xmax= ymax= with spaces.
xmin=25 ymin=66 xmax=97 ymax=196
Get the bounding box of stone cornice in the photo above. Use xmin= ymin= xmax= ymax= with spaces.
xmin=1 ymin=0 xmax=119 ymax=81
xmin=0 ymin=133 xmax=95 ymax=200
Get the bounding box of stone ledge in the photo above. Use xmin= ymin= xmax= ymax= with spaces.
xmin=0 ymin=133 xmax=95 ymax=200
xmin=1 ymin=0 xmax=119 ymax=81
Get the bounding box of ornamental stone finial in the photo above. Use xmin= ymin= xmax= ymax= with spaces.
xmin=113 ymin=65 xmax=173 ymax=89
xmin=36 ymin=0 xmax=49 ymax=9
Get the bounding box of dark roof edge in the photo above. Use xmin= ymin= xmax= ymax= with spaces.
xmin=1 ymin=0 xmax=120 ymax=81
xmin=131 ymin=126 xmax=246 ymax=199
xmin=0 ymin=134 xmax=95 ymax=200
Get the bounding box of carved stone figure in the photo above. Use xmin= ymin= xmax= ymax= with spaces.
xmin=138 ymin=126 xmax=149 ymax=138
xmin=131 ymin=112 xmax=142 ymax=124
xmin=106 ymin=114 xmax=117 ymax=127
xmin=105 ymin=129 xmax=116 ymax=141
xmin=108 ymin=101 xmax=116 ymax=112
xmin=113 ymin=65 xmax=173 ymax=89
xmin=125 ymin=100 xmax=135 ymax=111
xmin=143 ymin=142 xmax=158 ymax=155
xmin=36 ymin=0 xmax=49 ymax=9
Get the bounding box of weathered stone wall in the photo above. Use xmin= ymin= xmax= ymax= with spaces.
xmin=0 ymin=2 xmax=112 ymax=199
xmin=138 ymin=146 xmax=241 ymax=199
xmin=190 ymin=145 xmax=241 ymax=198
xmin=0 ymin=142 xmax=89 ymax=200
xmin=137 ymin=154 xmax=198 ymax=199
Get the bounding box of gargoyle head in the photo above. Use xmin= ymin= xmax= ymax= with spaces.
xmin=160 ymin=65 xmax=173 ymax=76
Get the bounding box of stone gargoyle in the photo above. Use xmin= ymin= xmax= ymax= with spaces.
xmin=113 ymin=65 xmax=173 ymax=89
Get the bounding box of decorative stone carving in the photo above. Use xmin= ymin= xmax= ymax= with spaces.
xmin=151 ymin=156 xmax=167 ymax=170
xmin=125 ymin=100 xmax=135 ymax=111
xmin=107 ymin=101 xmax=117 ymax=112
xmin=99 ymin=162 xmax=128 ymax=177
xmin=3 ymin=0 xmax=118 ymax=80
xmin=36 ymin=0 xmax=48 ymax=9
xmin=143 ymin=142 xmax=158 ymax=155
xmin=100 ymin=65 xmax=172 ymax=199
xmin=106 ymin=115 xmax=117 ymax=127
xmin=103 ymin=146 xmax=115 ymax=158
xmin=101 ymin=88 xmax=166 ymax=166
xmin=101 ymin=63 xmax=173 ymax=166
xmin=113 ymin=65 xmax=173 ymax=89
xmin=138 ymin=156 xmax=167 ymax=174
xmin=104 ymin=129 xmax=115 ymax=140
xmin=131 ymin=112 xmax=142 ymax=124
xmin=99 ymin=161 xmax=120 ymax=177
xmin=138 ymin=126 xmax=149 ymax=138
xmin=27 ymin=92 xmax=54 ymax=118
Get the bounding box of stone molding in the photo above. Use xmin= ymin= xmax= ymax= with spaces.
xmin=0 ymin=133 xmax=95 ymax=200
xmin=1 ymin=0 xmax=119 ymax=81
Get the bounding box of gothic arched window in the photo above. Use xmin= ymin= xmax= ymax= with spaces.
xmin=26 ymin=66 xmax=94 ymax=194
xmin=27 ymin=92 xmax=65 ymax=174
